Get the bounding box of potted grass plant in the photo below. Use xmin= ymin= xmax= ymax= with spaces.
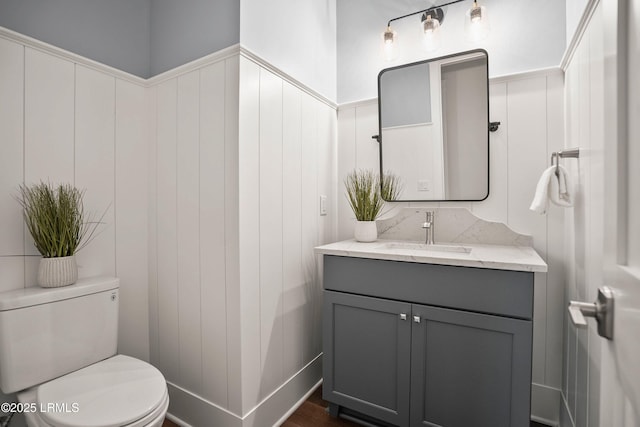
xmin=345 ymin=170 xmax=401 ymax=242
xmin=16 ymin=182 xmax=104 ymax=288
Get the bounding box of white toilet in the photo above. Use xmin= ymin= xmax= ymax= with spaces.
xmin=0 ymin=276 xmax=169 ymax=427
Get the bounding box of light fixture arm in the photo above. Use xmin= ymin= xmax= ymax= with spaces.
xmin=386 ymin=0 xmax=468 ymax=27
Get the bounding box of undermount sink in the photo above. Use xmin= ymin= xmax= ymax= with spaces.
xmin=377 ymin=242 xmax=472 ymax=254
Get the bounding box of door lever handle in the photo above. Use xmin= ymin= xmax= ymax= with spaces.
xmin=568 ymin=287 xmax=614 ymax=340
xmin=568 ymin=302 xmax=596 ymax=327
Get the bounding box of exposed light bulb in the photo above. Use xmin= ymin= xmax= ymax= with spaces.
xmin=422 ymin=15 xmax=441 ymax=52
xmin=465 ymin=1 xmax=490 ymax=42
xmin=381 ymin=25 xmax=398 ymax=61
xmin=470 ymin=1 xmax=482 ymax=22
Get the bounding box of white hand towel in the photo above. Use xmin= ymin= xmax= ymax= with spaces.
xmin=530 ymin=165 xmax=573 ymax=214
xmin=550 ymin=164 xmax=573 ymax=207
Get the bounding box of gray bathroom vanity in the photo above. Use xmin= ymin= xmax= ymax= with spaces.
xmin=316 ymin=234 xmax=547 ymax=427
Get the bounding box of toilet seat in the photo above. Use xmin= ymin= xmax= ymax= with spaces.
xmin=19 ymin=355 xmax=168 ymax=427
xmin=25 ymin=391 xmax=168 ymax=427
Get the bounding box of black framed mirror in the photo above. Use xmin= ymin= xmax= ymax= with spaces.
xmin=378 ymin=49 xmax=489 ymax=201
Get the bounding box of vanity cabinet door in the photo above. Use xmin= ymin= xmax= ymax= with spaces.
xmin=409 ymin=304 xmax=532 ymax=427
xmin=323 ymin=290 xmax=412 ymax=427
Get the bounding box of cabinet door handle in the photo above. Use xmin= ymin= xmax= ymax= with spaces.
xmin=413 ymin=315 xmax=421 ymax=323
xmin=400 ymin=313 xmax=407 ymax=321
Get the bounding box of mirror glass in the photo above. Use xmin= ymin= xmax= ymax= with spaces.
xmin=378 ymin=49 xmax=489 ymax=201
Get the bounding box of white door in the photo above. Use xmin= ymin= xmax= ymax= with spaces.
xmin=598 ymin=0 xmax=640 ymax=425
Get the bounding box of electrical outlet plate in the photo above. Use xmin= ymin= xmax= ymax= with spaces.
xmin=320 ymin=195 xmax=327 ymax=215
xmin=418 ymin=180 xmax=431 ymax=192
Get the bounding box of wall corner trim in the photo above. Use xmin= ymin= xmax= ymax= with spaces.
xmin=0 ymin=24 xmax=339 ymax=112
xmin=145 ymin=44 xmax=242 ymax=86
xmin=488 ymin=67 xmax=564 ymax=85
xmin=337 ymin=98 xmax=378 ymax=111
xmin=0 ymin=25 xmax=147 ymax=86
xmin=560 ymin=0 xmax=601 ymax=71
xmin=239 ymin=46 xmax=337 ymax=110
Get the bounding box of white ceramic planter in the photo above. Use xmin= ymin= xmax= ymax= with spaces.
xmin=354 ymin=221 xmax=378 ymax=242
xmin=37 ymin=256 xmax=78 ymax=288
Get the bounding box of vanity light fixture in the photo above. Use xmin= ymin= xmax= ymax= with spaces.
xmin=381 ymin=25 xmax=398 ymax=61
xmin=465 ymin=0 xmax=490 ymax=42
xmin=422 ymin=14 xmax=441 ymax=52
xmin=381 ymin=0 xmax=489 ymax=60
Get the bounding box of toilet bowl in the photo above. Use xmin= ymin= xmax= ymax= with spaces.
xmin=0 ymin=277 xmax=169 ymax=427
xmin=18 ymin=355 xmax=168 ymax=427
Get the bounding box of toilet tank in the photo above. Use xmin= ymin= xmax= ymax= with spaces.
xmin=0 ymin=276 xmax=119 ymax=394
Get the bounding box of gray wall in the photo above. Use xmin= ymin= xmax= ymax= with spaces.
xmin=337 ymin=0 xmax=566 ymax=103
xmin=149 ymin=0 xmax=239 ymax=76
xmin=0 ymin=0 xmax=152 ymax=78
xmin=0 ymin=0 xmax=241 ymax=79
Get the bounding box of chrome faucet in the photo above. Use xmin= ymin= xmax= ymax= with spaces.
xmin=422 ymin=211 xmax=435 ymax=245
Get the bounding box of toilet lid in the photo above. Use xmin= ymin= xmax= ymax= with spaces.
xmin=36 ymin=355 xmax=167 ymax=427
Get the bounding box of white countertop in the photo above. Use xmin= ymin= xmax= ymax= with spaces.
xmin=315 ymin=239 xmax=548 ymax=273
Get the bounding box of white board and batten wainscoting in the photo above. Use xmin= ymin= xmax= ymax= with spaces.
xmin=0 ymin=19 xmax=584 ymax=427
xmin=148 ymin=47 xmax=337 ymax=426
xmin=0 ymin=30 xmax=150 ymax=366
xmin=0 ymin=26 xmax=337 ymax=427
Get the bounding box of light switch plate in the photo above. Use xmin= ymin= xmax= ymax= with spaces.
xmin=320 ymin=195 xmax=327 ymax=216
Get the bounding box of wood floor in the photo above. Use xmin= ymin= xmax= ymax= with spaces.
xmin=162 ymin=386 xmax=551 ymax=427
xmin=281 ymin=387 xmax=360 ymax=427
xmin=159 ymin=387 xmax=357 ymax=427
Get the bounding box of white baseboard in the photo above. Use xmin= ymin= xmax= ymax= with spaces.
xmin=272 ymin=379 xmax=322 ymax=427
xmin=163 ymin=412 xmax=194 ymax=427
xmin=166 ymin=367 xmax=560 ymax=427
xmin=163 ymin=355 xmax=323 ymax=427
xmin=559 ymin=391 xmax=576 ymax=427
xmin=165 ymin=382 xmax=242 ymax=427
xmin=531 ymin=383 xmax=562 ymax=426
xmin=242 ymin=355 xmax=323 ymax=427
